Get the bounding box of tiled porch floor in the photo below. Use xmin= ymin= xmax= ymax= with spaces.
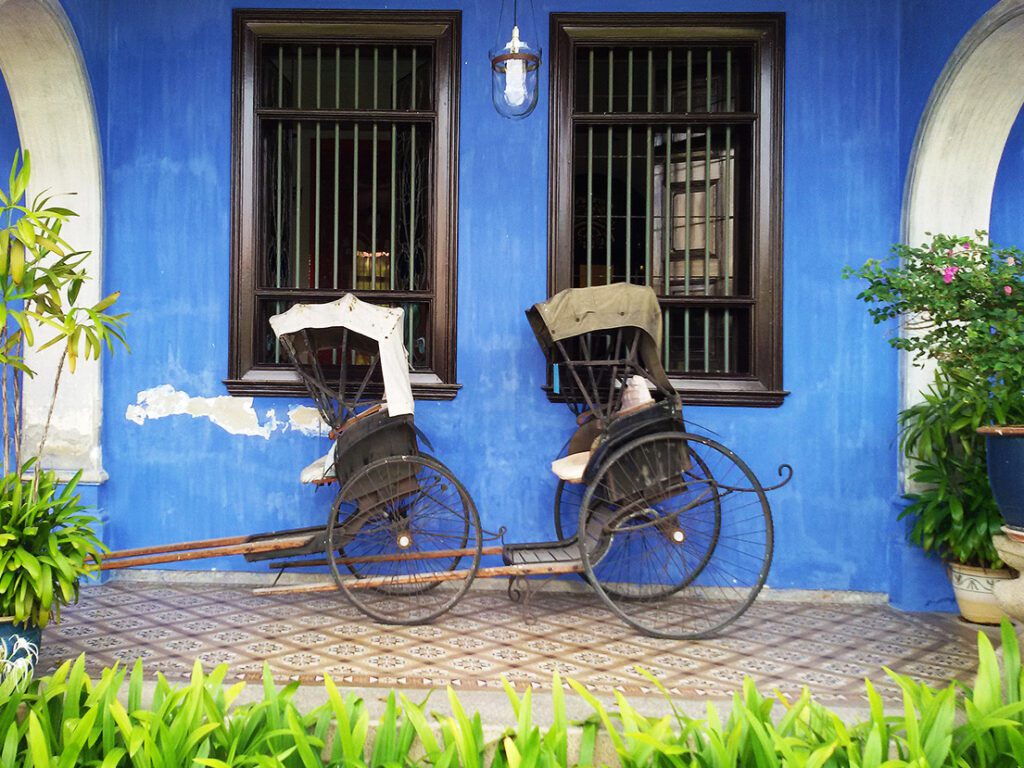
xmin=39 ymin=580 xmax=994 ymax=706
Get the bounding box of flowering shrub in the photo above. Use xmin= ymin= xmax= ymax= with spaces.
xmin=845 ymin=232 xmax=1024 ymax=567
xmin=844 ymin=232 xmax=1024 ymax=420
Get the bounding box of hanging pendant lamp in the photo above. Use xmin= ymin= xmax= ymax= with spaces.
xmin=489 ymin=0 xmax=541 ymax=119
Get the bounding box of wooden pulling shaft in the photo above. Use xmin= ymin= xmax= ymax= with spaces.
xmin=268 ymin=545 xmax=504 ymax=570
xmin=253 ymin=560 xmax=583 ymax=596
xmin=96 ymin=534 xmax=317 ymax=571
xmin=97 ymin=534 xmax=252 ymax=561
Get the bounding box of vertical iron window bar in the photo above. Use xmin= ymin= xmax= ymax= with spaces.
xmin=391 ymin=47 xmax=398 ymax=292
xmin=704 ymin=49 xmax=712 ymax=373
xmin=684 ymin=49 xmax=692 ymax=372
xmin=274 ymin=46 xmax=285 ymax=363
xmin=663 ymin=50 xmax=672 ymax=372
xmin=645 ymin=49 xmax=653 ymax=288
xmin=605 ymin=51 xmax=612 ymax=286
xmin=625 ymin=50 xmax=632 ymax=284
xmin=407 ymin=48 xmax=417 ymax=364
xmin=371 ymin=47 xmax=379 ymax=292
xmin=586 ymin=50 xmax=594 ymax=289
xmin=724 ymin=49 xmax=732 ymax=373
xmin=351 ymin=48 xmax=360 ymax=296
xmin=314 ymin=47 xmax=322 ymax=292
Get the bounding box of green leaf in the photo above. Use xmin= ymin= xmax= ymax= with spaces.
xmin=26 ymin=712 xmax=52 ymax=768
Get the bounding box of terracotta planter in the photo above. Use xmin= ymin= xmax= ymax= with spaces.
xmin=978 ymin=426 xmax=1024 ymax=532
xmin=948 ymin=563 xmax=1013 ymax=624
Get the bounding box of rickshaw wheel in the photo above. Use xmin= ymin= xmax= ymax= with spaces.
xmin=553 ymin=480 xmax=584 ymax=542
xmin=578 ymin=432 xmax=772 ymax=640
xmin=327 ymin=454 xmax=482 ymax=625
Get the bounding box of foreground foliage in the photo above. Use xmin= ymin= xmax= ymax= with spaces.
xmin=3 ymin=621 xmax=1024 ymax=766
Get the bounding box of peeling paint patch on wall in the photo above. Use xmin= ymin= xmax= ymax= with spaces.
xmin=287 ymin=406 xmax=329 ymax=436
xmin=126 ymin=384 xmax=273 ymax=438
xmin=125 ymin=386 xmax=330 ymax=439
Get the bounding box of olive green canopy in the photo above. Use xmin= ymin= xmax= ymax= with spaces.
xmin=526 ymin=283 xmax=674 ymax=394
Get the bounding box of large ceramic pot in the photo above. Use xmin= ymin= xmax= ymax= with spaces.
xmin=0 ymin=618 xmax=40 ymax=665
xmin=978 ymin=426 xmax=1024 ymax=532
xmin=949 ymin=562 xmax=1013 ymax=624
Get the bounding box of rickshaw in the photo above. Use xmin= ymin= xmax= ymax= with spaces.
xmin=100 ymin=288 xmax=789 ymax=640
xmin=524 ymin=283 xmax=789 ymax=639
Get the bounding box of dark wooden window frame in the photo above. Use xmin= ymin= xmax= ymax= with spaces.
xmin=227 ymin=9 xmax=461 ymax=399
xmin=548 ymin=13 xmax=786 ymax=407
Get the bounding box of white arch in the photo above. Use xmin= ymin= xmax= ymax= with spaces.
xmin=902 ymin=0 xmax=1024 ymax=420
xmin=0 ymin=0 xmax=105 ymax=479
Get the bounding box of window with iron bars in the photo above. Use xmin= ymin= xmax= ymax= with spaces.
xmin=227 ymin=10 xmax=461 ymax=398
xmin=548 ymin=14 xmax=786 ymax=407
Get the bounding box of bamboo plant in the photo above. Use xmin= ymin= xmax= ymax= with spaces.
xmin=0 ymin=150 xmax=126 ymax=628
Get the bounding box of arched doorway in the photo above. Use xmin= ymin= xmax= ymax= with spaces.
xmin=902 ymin=0 xmax=1024 ymax=416
xmin=0 ymin=0 xmax=104 ymax=478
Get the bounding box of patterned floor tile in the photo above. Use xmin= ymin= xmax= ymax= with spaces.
xmin=36 ymin=580 xmax=998 ymax=703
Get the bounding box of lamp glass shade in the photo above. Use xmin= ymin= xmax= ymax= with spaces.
xmin=489 ymin=43 xmax=541 ymax=120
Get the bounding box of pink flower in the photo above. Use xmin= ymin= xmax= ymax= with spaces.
xmin=942 ymin=265 xmax=959 ymax=284
xmin=1005 ymin=285 xmax=1013 ymax=296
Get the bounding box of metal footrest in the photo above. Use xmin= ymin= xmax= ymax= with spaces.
xmin=502 ymin=539 xmax=583 ymax=569
xmin=243 ymin=525 xmax=328 ymax=563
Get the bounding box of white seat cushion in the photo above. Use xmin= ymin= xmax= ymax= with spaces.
xmin=300 ymin=443 xmax=336 ymax=484
xmin=551 ymin=451 xmax=590 ymax=483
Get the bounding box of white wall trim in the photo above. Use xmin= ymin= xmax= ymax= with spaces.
xmin=900 ymin=0 xmax=1024 ymax=484
xmin=0 ymin=0 xmax=104 ymax=476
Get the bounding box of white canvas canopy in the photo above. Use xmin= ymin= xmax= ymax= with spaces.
xmin=269 ymin=295 xmax=415 ymax=417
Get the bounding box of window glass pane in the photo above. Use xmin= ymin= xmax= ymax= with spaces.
xmin=259 ymin=119 xmax=433 ymax=291
xmin=259 ymin=43 xmax=434 ymax=111
xmin=574 ymin=45 xmax=752 ymax=114
xmin=571 ymin=123 xmax=751 ymax=295
xmin=664 ymin=305 xmax=749 ymax=375
xmin=256 ymin=298 xmax=431 ymax=370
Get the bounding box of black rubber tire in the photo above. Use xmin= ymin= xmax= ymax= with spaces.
xmin=577 ymin=432 xmax=773 ymax=640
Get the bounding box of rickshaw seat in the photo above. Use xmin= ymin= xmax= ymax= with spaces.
xmin=582 ymin=399 xmax=688 ymax=485
xmin=551 ymin=399 xmax=660 ymax=483
xmin=551 ymin=451 xmax=590 ymax=483
xmin=300 ymin=445 xmax=336 ymax=484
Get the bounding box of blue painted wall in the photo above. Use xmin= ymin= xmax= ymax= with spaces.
xmin=40 ymin=0 xmax=999 ymax=598
xmin=0 ymin=74 xmax=18 ymax=190
xmin=992 ymin=108 xmax=1024 ymax=249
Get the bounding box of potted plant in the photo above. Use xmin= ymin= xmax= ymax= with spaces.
xmin=897 ymin=370 xmax=1008 ymax=622
xmin=0 ymin=150 xmax=126 ymax=654
xmin=845 ymin=232 xmax=1024 ymax=623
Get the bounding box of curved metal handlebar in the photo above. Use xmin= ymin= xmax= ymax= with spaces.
xmin=692 ymin=462 xmax=793 ymax=495
xmin=760 ymin=463 xmax=794 ymax=492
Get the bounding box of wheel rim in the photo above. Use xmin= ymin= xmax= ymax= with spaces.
xmin=553 ymin=479 xmax=584 ymax=542
xmin=328 ymin=454 xmax=482 ymax=625
xmin=578 ymin=432 xmax=773 ymax=640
